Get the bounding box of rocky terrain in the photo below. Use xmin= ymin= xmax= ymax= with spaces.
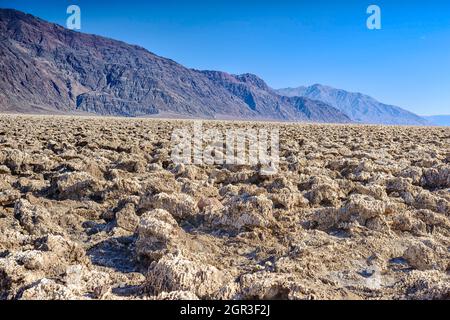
xmin=0 ymin=114 xmax=449 ymax=300
xmin=0 ymin=9 xmax=350 ymax=123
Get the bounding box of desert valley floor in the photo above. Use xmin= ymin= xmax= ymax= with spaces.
xmin=0 ymin=114 xmax=449 ymax=300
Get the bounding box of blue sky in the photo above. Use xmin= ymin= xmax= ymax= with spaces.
xmin=1 ymin=0 xmax=450 ymax=115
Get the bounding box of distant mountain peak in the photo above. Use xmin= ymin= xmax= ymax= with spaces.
xmin=276 ymin=85 xmax=428 ymax=125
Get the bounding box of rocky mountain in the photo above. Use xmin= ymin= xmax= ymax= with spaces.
xmin=423 ymin=115 xmax=450 ymax=126
xmin=0 ymin=9 xmax=351 ymax=123
xmin=277 ymin=84 xmax=429 ymax=125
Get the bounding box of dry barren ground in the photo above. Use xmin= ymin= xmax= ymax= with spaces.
xmin=0 ymin=114 xmax=449 ymax=300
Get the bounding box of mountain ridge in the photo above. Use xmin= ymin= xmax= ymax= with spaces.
xmin=277 ymin=84 xmax=428 ymax=125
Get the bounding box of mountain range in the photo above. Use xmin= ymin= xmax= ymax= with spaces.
xmin=0 ymin=9 xmax=351 ymax=123
xmin=0 ymin=9 xmax=431 ymax=125
xmin=276 ymin=85 xmax=429 ymax=125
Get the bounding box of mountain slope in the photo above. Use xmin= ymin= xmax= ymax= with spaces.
xmin=277 ymin=84 xmax=428 ymax=125
xmin=0 ymin=9 xmax=351 ymax=123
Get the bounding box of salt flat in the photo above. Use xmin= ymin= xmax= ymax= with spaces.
xmin=0 ymin=114 xmax=449 ymax=300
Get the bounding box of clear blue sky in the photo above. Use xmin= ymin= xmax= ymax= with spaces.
xmin=2 ymin=0 xmax=450 ymax=115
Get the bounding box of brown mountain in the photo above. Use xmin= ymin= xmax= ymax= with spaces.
xmin=0 ymin=9 xmax=351 ymax=122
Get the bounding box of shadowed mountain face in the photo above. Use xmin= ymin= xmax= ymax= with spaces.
xmin=0 ymin=9 xmax=351 ymax=123
xmin=277 ymin=84 xmax=429 ymax=125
